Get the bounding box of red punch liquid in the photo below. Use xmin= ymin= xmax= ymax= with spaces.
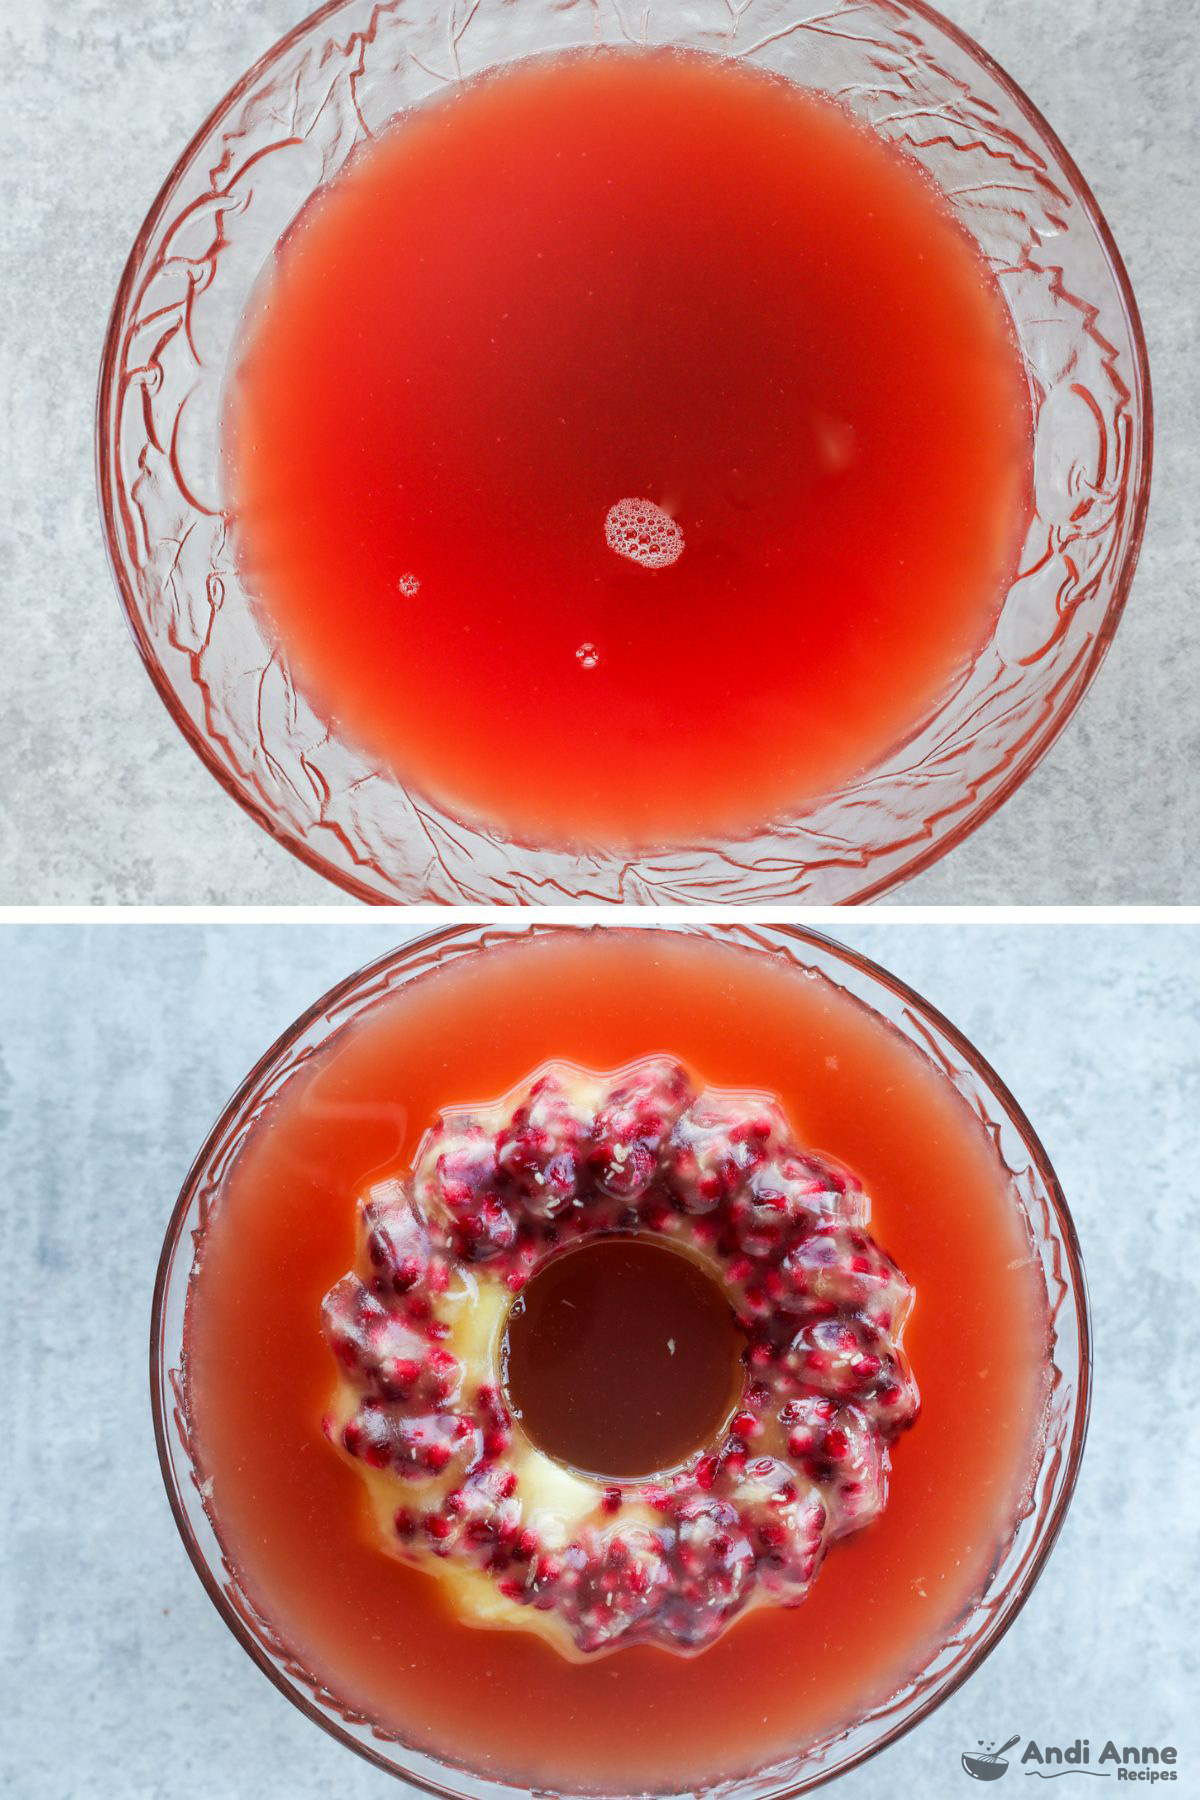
xmin=223 ymin=50 xmax=1032 ymax=847
xmin=185 ymin=930 xmax=1049 ymax=1792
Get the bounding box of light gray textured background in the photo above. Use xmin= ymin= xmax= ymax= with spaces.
xmin=0 ymin=0 xmax=1195 ymax=904
xmin=1 ymin=922 xmax=1197 ymax=1797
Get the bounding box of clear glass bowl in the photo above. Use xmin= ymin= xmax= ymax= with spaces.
xmin=99 ymin=0 xmax=1150 ymax=905
xmin=151 ymin=922 xmax=1091 ymax=1795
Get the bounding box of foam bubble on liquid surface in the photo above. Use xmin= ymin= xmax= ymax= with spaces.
xmin=397 ymin=572 xmax=421 ymax=597
xmin=576 ymin=642 xmax=600 ymax=670
xmin=604 ymin=498 xmax=684 ymax=570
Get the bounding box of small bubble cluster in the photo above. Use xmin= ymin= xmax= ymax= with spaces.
xmin=604 ymin=498 xmax=684 ymax=571
xmin=397 ymin=572 xmax=421 ymax=598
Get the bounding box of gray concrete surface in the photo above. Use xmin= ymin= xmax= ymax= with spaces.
xmin=1 ymin=922 xmax=1197 ymax=1797
xmin=0 ymin=0 xmax=1195 ymax=904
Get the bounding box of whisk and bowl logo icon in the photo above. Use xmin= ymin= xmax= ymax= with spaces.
xmin=963 ymin=1735 xmax=1021 ymax=1780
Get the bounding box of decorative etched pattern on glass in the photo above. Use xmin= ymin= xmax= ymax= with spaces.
xmin=101 ymin=1 xmax=1150 ymax=901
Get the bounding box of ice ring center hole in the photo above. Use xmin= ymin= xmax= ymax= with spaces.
xmin=502 ymin=1236 xmax=745 ymax=1479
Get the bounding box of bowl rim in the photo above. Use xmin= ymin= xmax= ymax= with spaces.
xmin=97 ymin=0 xmax=1152 ymax=905
xmin=150 ymin=920 xmax=1093 ymax=1794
